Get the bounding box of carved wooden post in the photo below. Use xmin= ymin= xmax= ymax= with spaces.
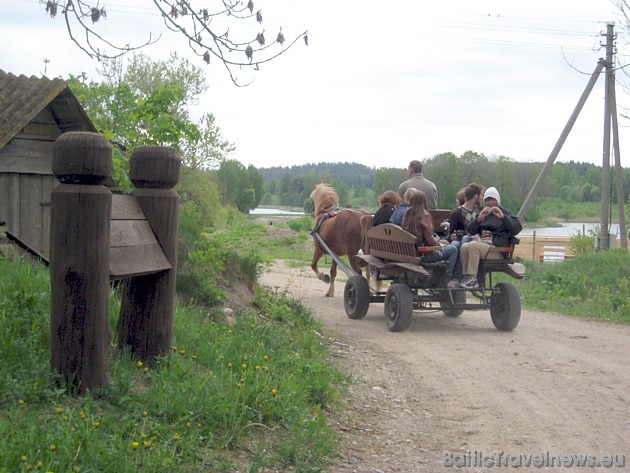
xmin=50 ymin=132 xmax=112 ymax=393
xmin=117 ymin=147 xmax=180 ymax=360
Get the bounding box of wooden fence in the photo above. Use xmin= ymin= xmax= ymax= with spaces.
xmin=514 ymin=233 xmax=624 ymax=262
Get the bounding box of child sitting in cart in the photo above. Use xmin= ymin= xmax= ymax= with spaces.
xmin=402 ymin=191 xmax=461 ymax=287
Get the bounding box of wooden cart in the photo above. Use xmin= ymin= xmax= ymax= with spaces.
xmin=344 ymin=214 xmax=525 ymax=332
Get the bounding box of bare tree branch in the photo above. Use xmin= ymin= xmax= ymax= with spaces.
xmin=41 ymin=0 xmax=308 ymax=85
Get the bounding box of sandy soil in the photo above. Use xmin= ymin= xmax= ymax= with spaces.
xmin=260 ymin=261 xmax=629 ymax=473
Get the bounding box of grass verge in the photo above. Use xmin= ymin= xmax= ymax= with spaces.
xmin=0 ymin=255 xmax=345 ymax=472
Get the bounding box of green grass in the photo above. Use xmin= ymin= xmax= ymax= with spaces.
xmin=508 ymin=249 xmax=630 ymax=322
xmin=0 ymin=256 xmax=346 ymax=472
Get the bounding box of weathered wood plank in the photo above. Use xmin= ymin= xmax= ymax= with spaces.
xmin=20 ymin=174 xmax=44 ymax=254
xmin=2 ymin=136 xmax=55 ymax=157
xmin=31 ymin=108 xmax=58 ymax=125
xmin=22 ymin=121 xmax=62 ymax=138
xmin=110 ymin=219 xmax=158 ymax=247
xmin=0 ymin=155 xmax=52 ymax=174
xmin=109 ymin=244 xmax=171 ymax=278
xmin=111 ymin=194 xmax=146 ymax=220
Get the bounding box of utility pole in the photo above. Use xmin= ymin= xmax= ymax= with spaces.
xmin=517 ymin=61 xmax=604 ymax=221
xmin=597 ymin=23 xmax=614 ymax=249
xmin=518 ymin=22 xmax=627 ymax=251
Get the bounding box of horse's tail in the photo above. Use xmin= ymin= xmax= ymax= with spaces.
xmin=359 ymin=214 xmax=373 ymax=255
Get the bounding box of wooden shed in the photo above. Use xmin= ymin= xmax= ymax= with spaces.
xmin=0 ymin=70 xmax=97 ymax=259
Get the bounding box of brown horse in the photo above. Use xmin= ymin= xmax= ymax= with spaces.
xmin=310 ymin=183 xmax=372 ymax=297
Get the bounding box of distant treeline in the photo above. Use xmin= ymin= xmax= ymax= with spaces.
xmin=258 ymin=151 xmax=630 ymax=220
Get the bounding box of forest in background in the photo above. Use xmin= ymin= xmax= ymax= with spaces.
xmin=259 ymin=152 xmax=630 ymax=222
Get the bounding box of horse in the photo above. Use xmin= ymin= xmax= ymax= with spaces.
xmin=309 ymin=183 xmax=372 ymax=297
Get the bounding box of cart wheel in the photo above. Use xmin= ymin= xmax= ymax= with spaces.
xmin=440 ymin=289 xmax=466 ymax=317
xmin=490 ymin=282 xmax=521 ymax=331
xmin=384 ymin=284 xmax=413 ymax=332
xmin=344 ymin=275 xmax=370 ymax=320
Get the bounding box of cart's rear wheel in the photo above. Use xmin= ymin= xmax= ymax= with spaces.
xmin=440 ymin=289 xmax=466 ymax=317
xmin=490 ymin=282 xmax=521 ymax=331
xmin=344 ymin=275 xmax=370 ymax=319
xmin=384 ymin=284 xmax=413 ymax=332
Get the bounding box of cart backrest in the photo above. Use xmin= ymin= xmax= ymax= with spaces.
xmin=367 ymin=224 xmax=420 ymax=263
xmin=429 ymin=209 xmax=451 ymax=234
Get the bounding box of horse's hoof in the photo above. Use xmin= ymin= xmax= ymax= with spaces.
xmin=322 ymin=274 xmax=331 ymax=284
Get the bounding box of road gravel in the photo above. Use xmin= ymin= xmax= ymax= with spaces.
xmin=260 ymin=260 xmax=629 ymax=473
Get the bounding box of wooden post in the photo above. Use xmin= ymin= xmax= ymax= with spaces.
xmin=50 ymin=132 xmax=112 ymax=394
xmin=117 ymin=147 xmax=180 ymax=360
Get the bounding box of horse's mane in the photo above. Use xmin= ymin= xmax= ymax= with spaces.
xmin=310 ymin=183 xmax=339 ymax=219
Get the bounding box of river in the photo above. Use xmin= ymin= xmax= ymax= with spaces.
xmin=520 ymin=222 xmax=621 ymax=236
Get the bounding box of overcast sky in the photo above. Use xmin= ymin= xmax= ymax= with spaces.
xmin=1 ymin=0 xmax=628 ymax=170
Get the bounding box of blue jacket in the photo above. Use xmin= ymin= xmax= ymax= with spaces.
xmin=389 ymin=202 xmax=409 ymax=226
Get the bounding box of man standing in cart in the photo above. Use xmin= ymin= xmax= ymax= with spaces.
xmin=397 ymin=160 xmax=439 ymax=210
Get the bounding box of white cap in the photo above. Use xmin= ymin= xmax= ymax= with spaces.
xmin=484 ymin=186 xmax=501 ymax=205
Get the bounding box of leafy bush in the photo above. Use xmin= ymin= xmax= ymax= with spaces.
xmin=569 ymin=232 xmax=597 ymax=256
xmin=287 ymin=216 xmax=314 ymax=233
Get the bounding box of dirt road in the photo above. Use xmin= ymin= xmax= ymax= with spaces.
xmin=260 ymin=261 xmax=629 ymax=472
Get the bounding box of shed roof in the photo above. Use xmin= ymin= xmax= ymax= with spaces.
xmin=0 ymin=69 xmax=97 ymax=149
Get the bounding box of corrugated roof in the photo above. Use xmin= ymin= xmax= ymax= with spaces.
xmin=0 ymin=69 xmax=97 ymax=149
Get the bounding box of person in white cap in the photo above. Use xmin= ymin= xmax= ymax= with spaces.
xmin=459 ymin=186 xmax=522 ymax=288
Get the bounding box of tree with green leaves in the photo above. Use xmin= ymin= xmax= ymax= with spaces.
xmin=43 ymin=0 xmax=308 ymax=85
xmin=70 ymin=52 xmax=234 ymax=187
xmin=214 ymin=160 xmax=264 ymax=213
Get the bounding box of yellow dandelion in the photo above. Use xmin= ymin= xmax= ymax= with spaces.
xmin=272 ymin=389 xmax=278 ymax=396
xmin=18 ymin=399 xmax=25 ymax=404
xmin=63 ymin=415 xmax=68 ymax=420
xmin=137 ymin=361 xmax=144 ymax=368
xmin=227 ymin=362 xmax=232 ymax=368
xmin=94 ymin=421 xmax=101 ymax=428
xmin=20 ymin=455 xmax=27 ymax=462
xmin=236 ymin=383 xmax=242 ymax=389
xmin=37 ymin=461 xmax=43 ymax=467
xmin=243 ymin=355 xmax=248 ymax=360
xmin=55 ymin=407 xmax=63 ymax=414
xmin=79 ymin=411 xmax=86 ymax=418
xmin=191 ymin=355 xmax=197 ymax=360
xmin=255 ymin=365 xmax=260 ymax=370
xmin=263 ymin=366 xmax=269 ymax=372
xmin=26 ymin=464 xmax=33 ymax=470
xmin=49 ymin=444 xmax=57 ymax=452
xmin=143 ymin=367 xmax=149 ymax=372
xmin=186 ymin=422 xmax=192 ymax=428
xmin=171 ymin=345 xmax=178 ymax=351
xmin=143 ymin=411 xmax=148 ymax=417
xmin=241 ymin=363 xmax=247 ymax=370
xmin=263 ymin=355 xmax=269 ymax=361
xmin=143 ymin=441 xmax=152 ymax=447
xmin=172 ymin=434 xmax=181 ymax=440
xmin=179 ymin=349 xmax=186 ymax=355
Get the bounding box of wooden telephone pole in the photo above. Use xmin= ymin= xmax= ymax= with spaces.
xmin=518 ymin=22 xmax=627 ymax=250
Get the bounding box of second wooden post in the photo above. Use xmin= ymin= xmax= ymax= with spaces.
xmin=117 ymin=147 xmax=180 ymax=360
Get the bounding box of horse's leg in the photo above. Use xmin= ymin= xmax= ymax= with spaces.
xmin=326 ymin=260 xmax=337 ymax=297
xmin=311 ymin=247 xmax=331 ymax=285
